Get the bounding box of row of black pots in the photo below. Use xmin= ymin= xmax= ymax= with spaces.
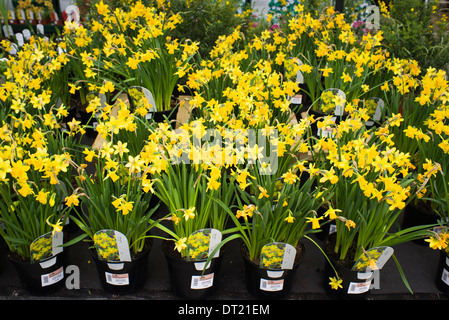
xmin=92 ymin=240 xmax=305 ymax=299
xmin=3 ymin=202 xmax=445 ymax=298
xmin=2 ymin=235 xmax=367 ymax=300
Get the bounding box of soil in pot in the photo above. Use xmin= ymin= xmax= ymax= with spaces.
xmin=323 ymin=233 xmax=371 ymax=300
xmin=240 ymin=242 xmax=304 ymax=299
xmin=89 ymin=238 xmax=152 ymax=295
xmin=162 ymin=240 xmax=223 ymax=300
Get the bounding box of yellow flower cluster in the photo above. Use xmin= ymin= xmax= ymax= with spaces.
xmin=0 ymin=37 xmax=75 ymax=201
xmin=30 ymin=234 xmax=52 ymax=262
xmin=186 ymin=230 xmax=210 ymax=261
xmin=112 ymin=196 xmax=134 ymax=216
xmin=94 ymin=231 xmax=119 ymax=261
xmin=260 ymin=243 xmax=285 ymax=269
xmin=353 ymin=249 xmax=382 ymax=272
xmin=236 ymin=204 xmax=256 ymax=221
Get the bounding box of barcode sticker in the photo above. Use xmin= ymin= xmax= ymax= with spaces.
xmin=41 ymin=266 xmax=64 ymax=287
xmin=190 ymin=273 xmax=214 ymax=289
xmin=260 ymin=278 xmax=284 ymax=292
xmin=347 ymin=281 xmax=371 ymax=294
xmin=105 ymin=272 xmax=129 ymax=286
xmin=441 ymin=269 xmax=449 ymax=286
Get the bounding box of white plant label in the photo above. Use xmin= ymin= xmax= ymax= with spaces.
xmin=441 ymin=268 xmax=449 ymax=286
xmin=105 ymin=272 xmax=129 ymax=286
xmin=30 ymin=231 xmax=63 ymax=263
xmin=41 ymin=266 xmax=64 ymax=287
xmin=347 ymin=280 xmax=371 ymax=294
xmin=352 ymin=246 xmax=393 ymax=272
xmin=260 ymin=278 xmax=284 ymax=292
xmin=186 ymin=228 xmax=222 ymax=261
xmin=190 ymin=273 xmax=214 ymax=289
xmin=94 ymin=229 xmax=131 ymax=262
xmin=290 ymin=94 xmax=302 ymax=104
xmin=260 ymin=242 xmax=296 ymax=270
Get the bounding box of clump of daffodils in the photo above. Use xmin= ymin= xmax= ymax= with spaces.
xmin=0 ymin=37 xmax=77 ymax=261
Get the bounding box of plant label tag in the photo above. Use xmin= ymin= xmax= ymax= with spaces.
xmin=365 ymin=120 xmax=374 ymax=127
xmin=15 ymin=33 xmax=24 ymax=47
xmin=141 ymin=89 xmax=157 ymax=111
xmin=37 ymin=24 xmax=44 ymax=35
xmin=347 ymin=280 xmax=371 ymax=294
xmin=352 ymin=246 xmax=393 ymax=272
xmin=41 ymin=266 xmax=64 ymax=287
xmin=441 ymin=268 xmax=449 ymax=286
xmin=105 ymin=272 xmax=130 ymax=286
xmin=260 ymin=242 xmax=296 ymax=270
xmin=334 ymin=101 xmax=345 ymax=117
xmin=94 ymin=230 xmax=131 ymax=262
xmin=52 ymin=230 xmax=63 ymax=256
xmin=26 ymin=9 xmax=34 ymax=20
xmin=128 ymin=86 xmax=156 ymax=119
xmin=290 ymin=94 xmax=302 ymax=105
xmin=30 ymin=231 xmax=63 ymax=263
xmin=3 ymin=25 xmax=13 ymax=38
xmin=373 ymin=246 xmax=393 ymax=270
xmin=65 ymin=5 xmax=80 ymax=23
xmin=373 ymin=98 xmax=384 ymax=121
xmin=296 ymin=70 xmax=304 ymax=84
xmin=22 ymin=29 xmax=31 ymax=41
xmin=260 ymin=278 xmax=284 ymax=292
xmin=19 ymin=9 xmax=26 ymax=23
xmin=190 ymin=273 xmax=214 ymax=289
xmin=186 ymin=228 xmax=222 ymax=261
xmin=318 ymin=121 xmax=336 ymax=138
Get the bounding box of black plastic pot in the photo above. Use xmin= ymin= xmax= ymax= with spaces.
xmin=9 ymin=251 xmax=67 ymax=295
xmin=0 ymin=237 xmax=6 ymax=275
xmin=435 ymin=250 xmax=449 ymax=296
xmin=89 ymin=239 xmax=152 ymax=295
xmin=241 ymin=243 xmax=303 ymax=299
xmin=402 ymin=203 xmax=439 ymax=246
xmin=162 ymin=240 xmax=223 ymax=299
xmin=149 ymin=105 xmax=179 ymax=129
xmin=323 ymin=233 xmax=371 ymax=300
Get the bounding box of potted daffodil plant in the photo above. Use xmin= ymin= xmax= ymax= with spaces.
xmin=142 ymin=119 xmax=237 ymax=299
xmin=67 ymin=116 xmax=161 ymax=294
xmin=313 ymin=110 xmax=434 ymax=298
